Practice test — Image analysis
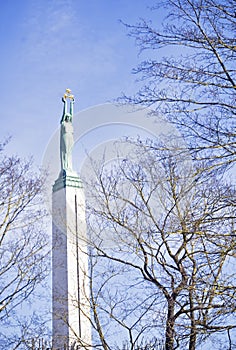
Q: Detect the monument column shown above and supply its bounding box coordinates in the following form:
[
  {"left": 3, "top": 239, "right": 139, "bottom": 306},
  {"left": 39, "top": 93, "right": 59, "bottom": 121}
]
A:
[{"left": 52, "top": 89, "right": 91, "bottom": 349}]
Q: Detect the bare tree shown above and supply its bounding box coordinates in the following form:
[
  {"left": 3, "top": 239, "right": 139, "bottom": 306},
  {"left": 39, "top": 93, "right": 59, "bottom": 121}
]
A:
[
  {"left": 107, "top": 2, "right": 235, "bottom": 346},
  {"left": 0, "top": 141, "right": 50, "bottom": 349},
  {"left": 85, "top": 139, "right": 236, "bottom": 350},
  {"left": 122, "top": 0, "right": 236, "bottom": 169}
]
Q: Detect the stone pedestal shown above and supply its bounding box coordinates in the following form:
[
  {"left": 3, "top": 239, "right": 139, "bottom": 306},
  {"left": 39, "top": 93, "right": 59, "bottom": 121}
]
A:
[{"left": 52, "top": 173, "right": 91, "bottom": 349}]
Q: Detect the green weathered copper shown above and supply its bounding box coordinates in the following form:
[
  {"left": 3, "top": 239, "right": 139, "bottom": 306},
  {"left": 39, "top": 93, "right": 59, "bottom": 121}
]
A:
[
  {"left": 53, "top": 89, "right": 83, "bottom": 193},
  {"left": 60, "top": 89, "right": 75, "bottom": 173},
  {"left": 53, "top": 174, "right": 83, "bottom": 192}
]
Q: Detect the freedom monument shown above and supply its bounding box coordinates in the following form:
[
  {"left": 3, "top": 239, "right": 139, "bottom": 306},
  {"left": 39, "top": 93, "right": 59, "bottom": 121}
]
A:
[{"left": 52, "top": 89, "right": 91, "bottom": 349}]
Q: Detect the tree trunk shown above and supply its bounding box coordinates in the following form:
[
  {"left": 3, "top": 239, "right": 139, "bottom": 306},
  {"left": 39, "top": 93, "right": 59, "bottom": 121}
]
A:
[
  {"left": 189, "top": 289, "right": 196, "bottom": 350},
  {"left": 165, "top": 298, "right": 175, "bottom": 350}
]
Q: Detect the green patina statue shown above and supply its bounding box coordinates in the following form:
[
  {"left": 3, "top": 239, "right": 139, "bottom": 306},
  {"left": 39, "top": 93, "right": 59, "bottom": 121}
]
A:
[{"left": 60, "top": 89, "right": 75, "bottom": 173}]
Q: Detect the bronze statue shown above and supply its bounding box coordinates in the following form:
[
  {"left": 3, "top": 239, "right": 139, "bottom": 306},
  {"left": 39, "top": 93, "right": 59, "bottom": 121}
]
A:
[{"left": 60, "top": 89, "right": 75, "bottom": 173}]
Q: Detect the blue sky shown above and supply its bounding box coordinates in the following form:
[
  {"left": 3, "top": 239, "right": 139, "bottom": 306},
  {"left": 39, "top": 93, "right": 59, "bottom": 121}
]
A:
[{"left": 0, "top": 0, "right": 161, "bottom": 165}]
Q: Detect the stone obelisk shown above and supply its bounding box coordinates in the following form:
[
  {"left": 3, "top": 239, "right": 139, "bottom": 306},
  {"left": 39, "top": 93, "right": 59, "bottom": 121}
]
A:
[{"left": 52, "top": 89, "right": 91, "bottom": 349}]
